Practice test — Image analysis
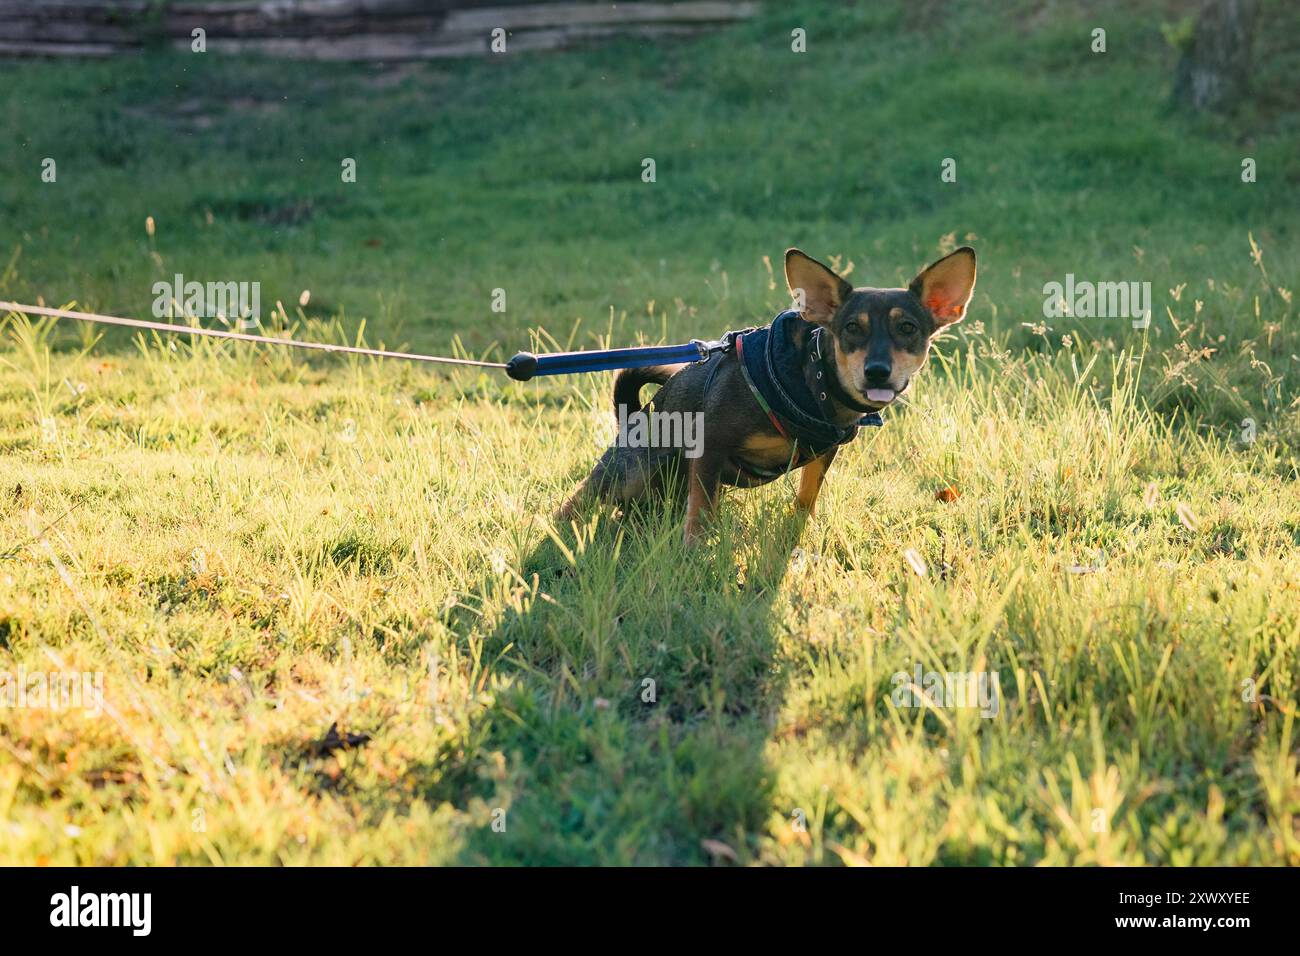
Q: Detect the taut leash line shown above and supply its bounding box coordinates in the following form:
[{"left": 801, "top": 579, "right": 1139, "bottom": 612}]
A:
[{"left": 0, "top": 301, "right": 507, "bottom": 370}]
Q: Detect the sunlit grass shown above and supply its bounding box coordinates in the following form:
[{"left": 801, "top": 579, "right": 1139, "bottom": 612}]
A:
[{"left": 1, "top": 265, "right": 1295, "bottom": 863}]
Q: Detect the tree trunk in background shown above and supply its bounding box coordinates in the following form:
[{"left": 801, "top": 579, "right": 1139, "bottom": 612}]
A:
[{"left": 1172, "top": 0, "right": 1259, "bottom": 111}]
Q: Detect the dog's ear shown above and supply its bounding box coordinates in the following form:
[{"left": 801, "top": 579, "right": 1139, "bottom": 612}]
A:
[
  {"left": 909, "top": 247, "right": 976, "bottom": 327},
  {"left": 785, "top": 249, "right": 852, "bottom": 326}
]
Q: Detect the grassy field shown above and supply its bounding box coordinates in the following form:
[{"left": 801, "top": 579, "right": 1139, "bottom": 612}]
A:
[{"left": 0, "top": 0, "right": 1297, "bottom": 865}]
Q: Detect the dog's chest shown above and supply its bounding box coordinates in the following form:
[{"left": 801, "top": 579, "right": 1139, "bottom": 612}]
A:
[
  {"left": 724, "top": 431, "right": 804, "bottom": 486},
  {"left": 740, "top": 431, "right": 795, "bottom": 462}
]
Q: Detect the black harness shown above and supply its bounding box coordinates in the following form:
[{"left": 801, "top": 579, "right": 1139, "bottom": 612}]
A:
[{"left": 702, "top": 310, "right": 884, "bottom": 482}]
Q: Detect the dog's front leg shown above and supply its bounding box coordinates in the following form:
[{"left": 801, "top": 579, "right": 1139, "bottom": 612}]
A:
[
  {"left": 683, "top": 455, "right": 722, "bottom": 546},
  {"left": 795, "top": 447, "right": 837, "bottom": 516}
]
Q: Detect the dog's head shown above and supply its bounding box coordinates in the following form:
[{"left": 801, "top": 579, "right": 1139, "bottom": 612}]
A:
[{"left": 784, "top": 246, "right": 976, "bottom": 409}]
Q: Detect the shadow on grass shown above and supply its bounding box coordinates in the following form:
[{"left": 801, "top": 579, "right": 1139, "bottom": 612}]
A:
[{"left": 449, "top": 474, "right": 809, "bottom": 865}]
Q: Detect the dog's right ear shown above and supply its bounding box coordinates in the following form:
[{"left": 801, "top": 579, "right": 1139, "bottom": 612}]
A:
[{"left": 785, "top": 249, "right": 852, "bottom": 326}]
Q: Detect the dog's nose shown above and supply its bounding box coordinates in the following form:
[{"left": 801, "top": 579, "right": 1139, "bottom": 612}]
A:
[{"left": 864, "top": 362, "right": 891, "bottom": 386}]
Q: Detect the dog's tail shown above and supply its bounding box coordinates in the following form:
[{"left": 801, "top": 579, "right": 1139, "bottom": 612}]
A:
[{"left": 613, "top": 364, "right": 683, "bottom": 417}]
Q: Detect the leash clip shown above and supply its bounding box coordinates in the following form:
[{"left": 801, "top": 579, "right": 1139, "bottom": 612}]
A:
[{"left": 691, "top": 330, "right": 745, "bottom": 362}]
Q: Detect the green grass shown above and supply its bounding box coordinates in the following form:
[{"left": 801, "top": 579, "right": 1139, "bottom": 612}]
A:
[{"left": 0, "top": 0, "right": 1297, "bottom": 865}]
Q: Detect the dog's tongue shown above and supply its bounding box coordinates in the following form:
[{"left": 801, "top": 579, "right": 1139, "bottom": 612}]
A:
[{"left": 866, "top": 388, "right": 895, "bottom": 404}]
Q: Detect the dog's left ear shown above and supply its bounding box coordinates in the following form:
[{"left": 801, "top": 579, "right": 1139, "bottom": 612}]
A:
[
  {"left": 785, "top": 249, "right": 853, "bottom": 326},
  {"left": 909, "top": 247, "right": 977, "bottom": 327}
]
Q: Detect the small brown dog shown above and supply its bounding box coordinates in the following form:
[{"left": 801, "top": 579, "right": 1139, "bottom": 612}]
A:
[{"left": 558, "top": 246, "right": 976, "bottom": 543}]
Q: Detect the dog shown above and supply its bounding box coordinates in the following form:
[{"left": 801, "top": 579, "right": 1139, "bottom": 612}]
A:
[{"left": 557, "top": 246, "right": 977, "bottom": 544}]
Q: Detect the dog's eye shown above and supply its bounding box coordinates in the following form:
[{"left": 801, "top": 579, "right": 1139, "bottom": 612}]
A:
[
  {"left": 843, "top": 320, "right": 861, "bottom": 334},
  {"left": 898, "top": 321, "right": 919, "bottom": 336}
]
